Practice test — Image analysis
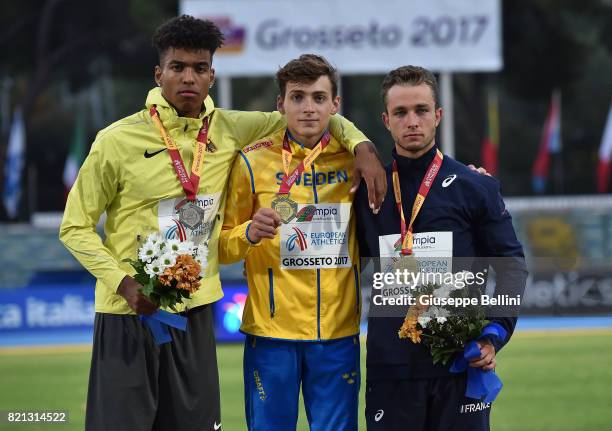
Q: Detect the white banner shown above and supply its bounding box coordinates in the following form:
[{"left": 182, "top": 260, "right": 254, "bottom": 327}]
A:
[{"left": 181, "top": 0, "right": 502, "bottom": 76}]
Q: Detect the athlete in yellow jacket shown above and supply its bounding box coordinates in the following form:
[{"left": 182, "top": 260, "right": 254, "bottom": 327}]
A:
[
  {"left": 220, "top": 54, "right": 361, "bottom": 431},
  {"left": 220, "top": 130, "right": 360, "bottom": 341},
  {"left": 58, "top": 17, "right": 383, "bottom": 431}
]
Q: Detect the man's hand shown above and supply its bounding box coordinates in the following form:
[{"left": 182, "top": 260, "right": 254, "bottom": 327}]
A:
[
  {"left": 469, "top": 339, "right": 497, "bottom": 371},
  {"left": 117, "top": 276, "right": 158, "bottom": 315},
  {"left": 248, "top": 208, "right": 282, "bottom": 243},
  {"left": 350, "top": 141, "right": 386, "bottom": 214},
  {"left": 468, "top": 164, "right": 492, "bottom": 177}
]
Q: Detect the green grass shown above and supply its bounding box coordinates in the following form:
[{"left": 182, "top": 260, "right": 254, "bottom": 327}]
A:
[{"left": 0, "top": 330, "right": 611, "bottom": 430}]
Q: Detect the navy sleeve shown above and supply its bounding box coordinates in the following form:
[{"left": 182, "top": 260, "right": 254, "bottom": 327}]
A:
[
  {"left": 355, "top": 182, "right": 373, "bottom": 261},
  {"left": 474, "top": 179, "right": 528, "bottom": 352}
]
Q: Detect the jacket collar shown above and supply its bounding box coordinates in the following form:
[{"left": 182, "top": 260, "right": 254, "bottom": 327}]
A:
[
  {"left": 144, "top": 87, "right": 215, "bottom": 131},
  {"left": 392, "top": 143, "right": 439, "bottom": 176},
  {"left": 286, "top": 128, "right": 330, "bottom": 154}
]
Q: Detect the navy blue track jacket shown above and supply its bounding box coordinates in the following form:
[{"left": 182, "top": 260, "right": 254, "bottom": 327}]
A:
[{"left": 355, "top": 145, "right": 528, "bottom": 380}]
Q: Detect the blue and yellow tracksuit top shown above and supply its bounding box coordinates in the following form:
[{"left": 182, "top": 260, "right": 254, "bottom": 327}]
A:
[{"left": 220, "top": 128, "right": 361, "bottom": 341}]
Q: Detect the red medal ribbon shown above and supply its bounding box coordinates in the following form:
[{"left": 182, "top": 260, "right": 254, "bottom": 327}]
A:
[
  {"left": 392, "top": 149, "right": 444, "bottom": 255},
  {"left": 149, "top": 106, "right": 209, "bottom": 202},
  {"left": 278, "top": 130, "right": 331, "bottom": 195}
]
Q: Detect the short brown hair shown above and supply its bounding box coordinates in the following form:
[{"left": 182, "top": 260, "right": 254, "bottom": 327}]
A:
[
  {"left": 276, "top": 54, "right": 339, "bottom": 98},
  {"left": 381, "top": 66, "right": 439, "bottom": 110}
]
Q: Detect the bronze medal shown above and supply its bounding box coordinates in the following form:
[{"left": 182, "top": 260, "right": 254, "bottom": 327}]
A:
[
  {"left": 272, "top": 194, "right": 298, "bottom": 224},
  {"left": 392, "top": 254, "right": 419, "bottom": 274}
]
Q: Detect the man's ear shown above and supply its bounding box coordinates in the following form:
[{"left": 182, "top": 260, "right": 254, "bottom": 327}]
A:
[
  {"left": 209, "top": 68, "right": 216, "bottom": 88},
  {"left": 435, "top": 107, "right": 443, "bottom": 128},
  {"left": 277, "top": 95, "right": 285, "bottom": 114},
  {"left": 382, "top": 111, "right": 391, "bottom": 131},
  {"left": 154, "top": 65, "right": 162, "bottom": 87},
  {"left": 331, "top": 95, "right": 340, "bottom": 115}
]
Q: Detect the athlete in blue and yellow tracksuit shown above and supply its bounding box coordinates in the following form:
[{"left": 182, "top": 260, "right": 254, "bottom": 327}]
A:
[{"left": 220, "top": 128, "right": 361, "bottom": 431}]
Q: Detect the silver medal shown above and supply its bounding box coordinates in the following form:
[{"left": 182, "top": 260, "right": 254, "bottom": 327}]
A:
[{"left": 179, "top": 201, "right": 205, "bottom": 230}]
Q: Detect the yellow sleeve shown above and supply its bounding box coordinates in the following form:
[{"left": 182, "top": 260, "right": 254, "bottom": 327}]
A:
[
  {"left": 59, "top": 134, "right": 127, "bottom": 293},
  {"left": 232, "top": 111, "right": 286, "bottom": 150},
  {"left": 328, "top": 114, "right": 370, "bottom": 154},
  {"left": 230, "top": 111, "right": 368, "bottom": 153},
  {"left": 219, "top": 152, "right": 261, "bottom": 264}
]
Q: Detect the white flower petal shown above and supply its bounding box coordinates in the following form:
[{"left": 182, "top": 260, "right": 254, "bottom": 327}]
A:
[
  {"left": 418, "top": 316, "right": 431, "bottom": 327},
  {"left": 158, "top": 252, "right": 176, "bottom": 269}
]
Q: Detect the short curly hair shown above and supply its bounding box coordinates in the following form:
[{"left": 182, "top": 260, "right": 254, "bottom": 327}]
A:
[{"left": 152, "top": 15, "right": 225, "bottom": 61}]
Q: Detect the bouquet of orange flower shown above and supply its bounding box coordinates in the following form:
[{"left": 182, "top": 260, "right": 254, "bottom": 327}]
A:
[
  {"left": 398, "top": 273, "right": 489, "bottom": 366},
  {"left": 123, "top": 233, "right": 208, "bottom": 311}
]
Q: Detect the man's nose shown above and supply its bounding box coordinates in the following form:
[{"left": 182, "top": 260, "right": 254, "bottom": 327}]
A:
[
  {"left": 406, "top": 111, "right": 419, "bottom": 128},
  {"left": 182, "top": 67, "right": 195, "bottom": 84},
  {"left": 303, "top": 98, "right": 315, "bottom": 113}
]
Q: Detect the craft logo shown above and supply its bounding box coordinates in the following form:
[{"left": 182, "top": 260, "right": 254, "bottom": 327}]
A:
[
  {"left": 222, "top": 292, "right": 247, "bottom": 333},
  {"left": 295, "top": 205, "right": 317, "bottom": 222},
  {"left": 208, "top": 17, "right": 246, "bottom": 53},
  {"left": 243, "top": 140, "right": 273, "bottom": 153},
  {"left": 286, "top": 227, "right": 308, "bottom": 252}
]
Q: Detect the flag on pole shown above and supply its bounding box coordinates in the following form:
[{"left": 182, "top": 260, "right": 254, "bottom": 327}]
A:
[
  {"left": 596, "top": 101, "right": 612, "bottom": 193},
  {"left": 532, "top": 90, "right": 562, "bottom": 194},
  {"left": 481, "top": 89, "right": 500, "bottom": 175},
  {"left": 62, "top": 111, "right": 86, "bottom": 194},
  {"left": 2, "top": 108, "right": 25, "bottom": 219}
]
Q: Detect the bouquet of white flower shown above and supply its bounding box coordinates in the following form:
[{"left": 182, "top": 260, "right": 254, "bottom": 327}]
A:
[
  {"left": 123, "top": 233, "right": 209, "bottom": 311},
  {"left": 398, "top": 272, "right": 489, "bottom": 366}
]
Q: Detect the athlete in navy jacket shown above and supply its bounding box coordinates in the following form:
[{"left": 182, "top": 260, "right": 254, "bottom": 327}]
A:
[{"left": 355, "top": 66, "right": 527, "bottom": 431}]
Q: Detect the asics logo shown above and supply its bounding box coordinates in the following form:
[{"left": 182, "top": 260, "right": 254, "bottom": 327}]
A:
[
  {"left": 442, "top": 174, "right": 457, "bottom": 188},
  {"left": 375, "top": 409, "right": 384, "bottom": 422},
  {"left": 144, "top": 148, "right": 167, "bottom": 158}
]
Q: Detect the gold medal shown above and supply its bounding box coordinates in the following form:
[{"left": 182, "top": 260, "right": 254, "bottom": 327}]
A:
[{"left": 271, "top": 194, "right": 298, "bottom": 224}]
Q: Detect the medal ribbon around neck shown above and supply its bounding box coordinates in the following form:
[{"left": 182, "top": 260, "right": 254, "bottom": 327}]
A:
[
  {"left": 149, "top": 105, "right": 209, "bottom": 202},
  {"left": 392, "top": 148, "right": 443, "bottom": 255},
  {"left": 278, "top": 129, "right": 331, "bottom": 196}
]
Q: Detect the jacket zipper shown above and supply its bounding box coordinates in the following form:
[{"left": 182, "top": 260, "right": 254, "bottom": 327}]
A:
[
  {"left": 353, "top": 264, "right": 360, "bottom": 315},
  {"left": 312, "top": 164, "right": 321, "bottom": 340},
  {"left": 268, "top": 268, "right": 275, "bottom": 317}
]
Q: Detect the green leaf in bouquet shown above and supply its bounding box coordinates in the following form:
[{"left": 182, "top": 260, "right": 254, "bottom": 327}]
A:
[
  {"left": 158, "top": 295, "right": 171, "bottom": 309},
  {"left": 148, "top": 292, "right": 161, "bottom": 307},
  {"left": 134, "top": 272, "right": 149, "bottom": 287},
  {"left": 140, "top": 280, "right": 155, "bottom": 297},
  {"left": 431, "top": 349, "right": 446, "bottom": 365},
  {"left": 439, "top": 354, "right": 453, "bottom": 366}
]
